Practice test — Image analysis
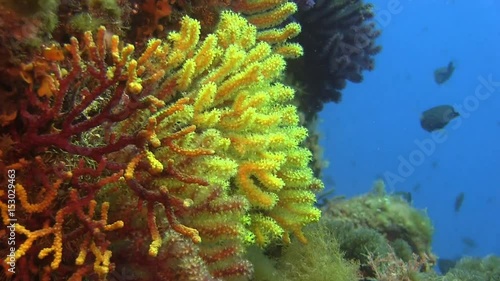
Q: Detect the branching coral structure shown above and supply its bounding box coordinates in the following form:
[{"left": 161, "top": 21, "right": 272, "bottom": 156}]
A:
[
  {"left": 290, "top": 0, "right": 382, "bottom": 120},
  {"left": 0, "top": 11, "right": 322, "bottom": 280}
]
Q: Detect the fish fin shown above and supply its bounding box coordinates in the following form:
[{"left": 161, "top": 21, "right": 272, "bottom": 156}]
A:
[{"left": 447, "top": 61, "right": 455, "bottom": 72}]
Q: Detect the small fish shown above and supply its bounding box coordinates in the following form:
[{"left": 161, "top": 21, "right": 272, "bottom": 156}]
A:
[
  {"left": 393, "top": 191, "right": 412, "bottom": 204},
  {"left": 462, "top": 237, "right": 477, "bottom": 248},
  {"left": 454, "top": 192, "right": 465, "bottom": 213},
  {"left": 315, "top": 185, "right": 336, "bottom": 207},
  {"left": 434, "top": 61, "right": 455, "bottom": 84},
  {"left": 420, "top": 105, "right": 460, "bottom": 132}
]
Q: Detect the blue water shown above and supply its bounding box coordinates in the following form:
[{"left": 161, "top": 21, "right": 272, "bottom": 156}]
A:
[{"left": 318, "top": 0, "right": 500, "bottom": 261}]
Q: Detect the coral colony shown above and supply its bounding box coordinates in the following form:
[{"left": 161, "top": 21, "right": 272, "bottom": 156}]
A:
[
  {"left": 291, "top": 0, "right": 382, "bottom": 120},
  {"left": 0, "top": 0, "right": 444, "bottom": 280},
  {"left": 0, "top": 3, "right": 321, "bottom": 279}
]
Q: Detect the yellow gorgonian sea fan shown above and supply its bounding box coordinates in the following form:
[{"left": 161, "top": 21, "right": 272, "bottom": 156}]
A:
[
  {"left": 140, "top": 11, "right": 323, "bottom": 246},
  {"left": 2, "top": 10, "right": 322, "bottom": 280},
  {"left": 122, "top": 11, "right": 322, "bottom": 248},
  {"left": 234, "top": 0, "right": 304, "bottom": 59}
]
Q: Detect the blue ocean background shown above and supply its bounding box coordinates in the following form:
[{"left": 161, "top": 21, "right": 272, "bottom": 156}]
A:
[{"left": 318, "top": 0, "right": 500, "bottom": 262}]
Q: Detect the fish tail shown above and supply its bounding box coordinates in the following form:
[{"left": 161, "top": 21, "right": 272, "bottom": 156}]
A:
[{"left": 448, "top": 61, "right": 455, "bottom": 72}]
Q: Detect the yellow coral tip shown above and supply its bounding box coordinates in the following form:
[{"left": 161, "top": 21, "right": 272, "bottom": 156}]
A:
[
  {"left": 148, "top": 240, "right": 162, "bottom": 257},
  {"left": 43, "top": 45, "right": 65, "bottom": 61},
  {"left": 192, "top": 235, "right": 202, "bottom": 243},
  {"left": 128, "top": 82, "right": 143, "bottom": 94},
  {"left": 183, "top": 198, "right": 194, "bottom": 208}
]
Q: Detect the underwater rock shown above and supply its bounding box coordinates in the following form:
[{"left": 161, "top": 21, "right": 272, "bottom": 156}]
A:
[
  {"left": 438, "top": 258, "right": 458, "bottom": 274},
  {"left": 443, "top": 255, "right": 500, "bottom": 279},
  {"left": 420, "top": 105, "right": 459, "bottom": 132},
  {"left": 320, "top": 179, "right": 436, "bottom": 264}
]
